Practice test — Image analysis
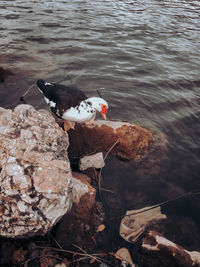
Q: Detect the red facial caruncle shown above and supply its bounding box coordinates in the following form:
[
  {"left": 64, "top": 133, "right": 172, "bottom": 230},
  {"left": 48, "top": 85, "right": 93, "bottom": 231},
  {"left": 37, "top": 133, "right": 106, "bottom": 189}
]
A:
[{"left": 101, "top": 104, "right": 107, "bottom": 120}]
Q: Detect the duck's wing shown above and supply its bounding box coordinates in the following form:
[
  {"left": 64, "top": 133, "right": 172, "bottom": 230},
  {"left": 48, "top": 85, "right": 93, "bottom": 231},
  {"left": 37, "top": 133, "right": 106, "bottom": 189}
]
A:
[{"left": 37, "top": 80, "right": 87, "bottom": 117}]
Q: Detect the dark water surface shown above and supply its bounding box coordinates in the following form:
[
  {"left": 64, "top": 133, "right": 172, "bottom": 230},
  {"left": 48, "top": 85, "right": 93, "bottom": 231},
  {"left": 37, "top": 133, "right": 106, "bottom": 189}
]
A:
[{"left": 1, "top": 0, "right": 200, "bottom": 253}]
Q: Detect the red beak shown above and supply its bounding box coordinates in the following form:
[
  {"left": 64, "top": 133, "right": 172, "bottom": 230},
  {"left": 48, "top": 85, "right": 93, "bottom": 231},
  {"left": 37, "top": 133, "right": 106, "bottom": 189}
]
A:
[
  {"left": 101, "top": 112, "right": 106, "bottom": 120},
  {"left": 101, "top": 104, "right": 107, "bottom": 120}
]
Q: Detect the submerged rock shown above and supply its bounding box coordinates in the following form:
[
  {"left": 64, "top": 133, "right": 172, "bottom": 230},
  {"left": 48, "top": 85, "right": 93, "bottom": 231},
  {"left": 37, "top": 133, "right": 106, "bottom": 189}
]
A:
[
  {"left": 142, "top": 230, "right": 200, "bottom": 267},
  {"left": 0, "top": 105, "right": 73, "bottom": 238},
  {"left": 120, "top": 206, "right": 167, "bottom": 243},
  {"left": 68, "top": 120, "right": 153, "bottom": 161}
]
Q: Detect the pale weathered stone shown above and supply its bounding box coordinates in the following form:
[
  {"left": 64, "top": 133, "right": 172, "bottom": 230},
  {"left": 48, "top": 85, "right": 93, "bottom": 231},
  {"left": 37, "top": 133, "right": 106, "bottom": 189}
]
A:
[
  {"left": 142, "top": 231, "right": 200, "bottom": 267},
  {"left": 79, "top": 152, "right": 105, "bottom": 171},
  {"left": 0, "top": 105, "right": 73, "bottom": 238},
  {"left": 120, "top": 206, "right": 167, "bottom": 243},
  {"left": 54, "top": 264, "right": 67, "bottom": 267}
]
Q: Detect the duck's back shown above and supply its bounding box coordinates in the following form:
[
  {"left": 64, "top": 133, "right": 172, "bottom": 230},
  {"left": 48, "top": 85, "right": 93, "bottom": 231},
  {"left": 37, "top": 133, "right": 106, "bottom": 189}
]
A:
[{"left": 37, "top": 80, "right": 87, "bottom": 117}]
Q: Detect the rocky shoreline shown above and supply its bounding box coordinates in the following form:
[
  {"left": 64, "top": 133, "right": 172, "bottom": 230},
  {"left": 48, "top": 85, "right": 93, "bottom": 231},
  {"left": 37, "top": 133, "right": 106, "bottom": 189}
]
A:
[{"left": 0, "top": 104, "right": 200, "bottom": 266}]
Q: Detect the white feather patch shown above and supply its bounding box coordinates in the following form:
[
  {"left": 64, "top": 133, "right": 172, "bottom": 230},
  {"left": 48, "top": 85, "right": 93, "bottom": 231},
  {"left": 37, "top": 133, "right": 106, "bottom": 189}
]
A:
[
  {"left": 44, "top": 97, "right": 56, "bottom": 108},
  {"left": 62, "top": 101, "right": 96, "bottom": 123},
  {"left": 45, "top": 82, "right": 53, "bottom": 86}
]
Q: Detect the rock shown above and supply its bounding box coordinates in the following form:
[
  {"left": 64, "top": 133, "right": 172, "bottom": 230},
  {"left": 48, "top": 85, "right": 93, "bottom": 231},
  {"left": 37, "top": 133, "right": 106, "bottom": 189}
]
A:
[
  {"left": 55, "top": 264, "right": 67, "bottom": 267},
  {"left": 79, "top": 152, "right": 105, "bottom": 171},
  {"left": 120, "top": 206, "right": 167, "bottom": 243},
  {"left": 0, "top": 105, "right": 73, "bottom": 238},
  {"left": 115, "top": 247, "right": 135, "bottom": 267},
  {"left": 67, "top": 120, "right": 153, "bottom": 161},
  {"left": 71, "top": 172, "right": 96, "bottom": 211},
  {"left": 55, "top": 172, "right": 101, "bottom": 249},
  {"left": 141, "top": 230, "right": 200, "bottom": 267},
  {"left": 54, "top": 264, "right": 67, "bottom": 267}
]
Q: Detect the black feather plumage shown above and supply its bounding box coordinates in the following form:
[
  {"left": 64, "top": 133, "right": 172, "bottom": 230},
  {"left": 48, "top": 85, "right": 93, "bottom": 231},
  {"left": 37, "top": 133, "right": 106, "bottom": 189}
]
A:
[{"left": 37, "top": 79, "right": 87, "bottom": 117}]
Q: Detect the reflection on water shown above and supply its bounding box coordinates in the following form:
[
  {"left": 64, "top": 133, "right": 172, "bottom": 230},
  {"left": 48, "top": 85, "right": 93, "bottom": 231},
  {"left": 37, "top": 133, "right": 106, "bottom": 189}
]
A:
[{"left": 0, "top": 0, "right": 200, "bottom": 249}]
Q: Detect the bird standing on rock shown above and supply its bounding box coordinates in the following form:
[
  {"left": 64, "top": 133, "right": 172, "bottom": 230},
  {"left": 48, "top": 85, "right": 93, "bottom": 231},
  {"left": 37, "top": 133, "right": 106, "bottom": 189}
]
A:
[{"left": 36, "top": 80, "right": 108, "bottom": 130}]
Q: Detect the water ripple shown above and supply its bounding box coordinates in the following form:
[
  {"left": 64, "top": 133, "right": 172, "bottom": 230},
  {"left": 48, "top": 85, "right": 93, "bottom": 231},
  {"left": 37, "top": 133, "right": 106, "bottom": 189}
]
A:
[{"left": 0, "top": 0, "right": 200, "bottom": 192}]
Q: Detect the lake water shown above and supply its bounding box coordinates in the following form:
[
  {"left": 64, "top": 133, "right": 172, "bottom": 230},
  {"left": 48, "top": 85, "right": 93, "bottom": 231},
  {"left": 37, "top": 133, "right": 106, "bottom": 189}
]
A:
[{"left": 0, "top": 0, "right": 200, "bottom": 254}]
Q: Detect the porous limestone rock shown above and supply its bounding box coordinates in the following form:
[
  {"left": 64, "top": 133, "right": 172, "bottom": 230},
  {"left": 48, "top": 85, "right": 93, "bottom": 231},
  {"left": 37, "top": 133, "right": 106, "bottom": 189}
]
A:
[
  {"left": 142, "top": 230, "right": 200, "bottom": 267},
  {"left": 79, "top": 152, "right": 105, "bottom": 171},
  {"left": 67, "top": 120, "right": 153, "bottom": 161},
  {"left": 0, "top": 105, "right": 73, "bottom": 238},
  {"left": 120, "top": 206, "right": 167, "bottom": 243}
]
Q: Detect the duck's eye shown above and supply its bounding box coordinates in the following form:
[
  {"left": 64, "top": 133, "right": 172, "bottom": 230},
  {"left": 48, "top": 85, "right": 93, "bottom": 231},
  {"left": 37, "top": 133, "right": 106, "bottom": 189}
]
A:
[{"left": 102, "top": 105, "right": 107, "bottom": 111}]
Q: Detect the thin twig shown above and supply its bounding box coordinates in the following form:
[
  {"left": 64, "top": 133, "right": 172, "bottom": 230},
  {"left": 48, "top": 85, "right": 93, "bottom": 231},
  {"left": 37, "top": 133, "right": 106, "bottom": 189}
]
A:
[
  {"left": 35, "top": 246, "right": 115, "bottom": 266},
  {"left": 92, "top": 168, "right": 114, "bottom": 193},
  {"left": 20, "top": 84, "right": 35, "bottom": 101},
  {"left": 69, "top": 256, "right": 90, "bottom": 264},
  {"left": 110, "top": 190, "right": 200, "bottom": 220},
  {"left": 73, "top": 244, "right": 115, "bottom": 266},
  {"left": 92, "top": 185, "right": 114, "bottom": 194},
  {"left": 97, "top": 90, "right": 103, "bottom": 98},
  {"left": 35, "top": 245, "right": 105, "bottom": 258},
  {"left": 96, "top": 88, "right": 105, "bottom": 98},
  {"left": 104, "top": 140, "right": 120, "bottom": 162},
  {"left": 35, "top": 246, "right": 88, "bottom": 257},
  {"left": 73, "top": 244, "right": 102, "bottom": 264},
  {"left": 69, "top": 255, "right": 114, "bottom": 266},
  {"left": 75, "top": 246, "right": 115, "bottom": 267},
  {"left": 72, "top": 244, "right": 114, "bottom": 266},
  {"left": 49, "top": 233, "right": 63, "bottom": 250},
  {"left": 98, "top": 140, "right": 119, "bottom": 196}
]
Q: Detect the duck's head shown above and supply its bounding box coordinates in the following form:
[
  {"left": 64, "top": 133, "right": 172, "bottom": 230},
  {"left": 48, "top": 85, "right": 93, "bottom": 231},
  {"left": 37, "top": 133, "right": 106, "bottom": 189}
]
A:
[{"left": 87, "top": 97, "right": 108, "bottom": 120}]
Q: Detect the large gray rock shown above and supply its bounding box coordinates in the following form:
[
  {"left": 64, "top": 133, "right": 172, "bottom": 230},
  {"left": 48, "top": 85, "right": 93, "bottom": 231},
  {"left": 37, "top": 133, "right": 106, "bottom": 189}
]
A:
[{"left": 0, "top": 105, "right": 73, "bottom": 238}]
